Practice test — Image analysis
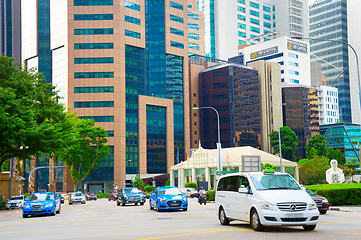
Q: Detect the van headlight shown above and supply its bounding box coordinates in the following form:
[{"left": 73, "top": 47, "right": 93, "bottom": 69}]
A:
[
  {"left": 260, "top": 201, "right": 277, "bottom": 211},
  {"left": 309, "top": 201, "right": 317, "bottom": 210}
]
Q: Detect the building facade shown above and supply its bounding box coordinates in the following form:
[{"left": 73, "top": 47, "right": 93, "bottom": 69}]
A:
[
  {"left": 0, "top": 0, "right": 21, "bottom": 62},
  {"left": 317, "top": 85, "right": 339, "bottom": 125},
  {"left": 239, "top": 36, "right": 311, "bottom": 86},
  {"left": 198, "top": 0, "right": 308, "bottom": 60},
  {"left": 282, "top": 84, "right": 320, "bottom": 160},
  {"left": 309, "top": 0, "right": 351, "bottom": 123},
  {"left": 21, "top": 0, "right": 203, "bottom": 192}
]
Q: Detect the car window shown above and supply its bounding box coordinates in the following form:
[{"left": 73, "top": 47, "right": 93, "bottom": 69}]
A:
[
  {"left": 75, "top": 193, "right": 83, "bottom": 196},
  {"left": 217, "top": 177, "right": 227, "bottom": 191},
  {"left": 217, "top": 176, "right": 239, "bottom": 192},
  {"left": 250, "top": 174, "right": 301, "bottom": 190},
  {"left": 305, "top": 188, "right": 315, "bottom": 195},
  {"left": 29, "top": 193, "right": 53, "bottom": 201}
]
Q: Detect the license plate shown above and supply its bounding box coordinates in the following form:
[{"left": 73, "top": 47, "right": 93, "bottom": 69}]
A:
[
  {"left": 285, "top": 213, "right": 303, "bottom": 218},
  {"left": 32, "top": 209, "right": 42, "bottom": 212}
]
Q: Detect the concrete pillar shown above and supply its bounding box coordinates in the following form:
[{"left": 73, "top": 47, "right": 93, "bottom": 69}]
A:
[
  {"left": 170, "top": 170, "right": 174, "bottom": 186},
  {"left": 192, "top": 168, "right": 196, "bottom": 183},
  {"left": 205, "top": 167, "right": 210, "bottom": 189},
  {"left": 179, "top": 168, "right": 184, "bottom": 187}
]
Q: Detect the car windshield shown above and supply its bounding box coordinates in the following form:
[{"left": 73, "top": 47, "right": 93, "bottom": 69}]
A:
[
  {"left": 74, "top": 193, "right": 83, "bottom": 196},
  {"left": 158, "top": 188, "right": 182, "bottom": 196},
  {"left": 123, "top": 188, "right": 141, "bottom": 194},
  {"left": 10, "top": 196, "right": 23, "bottom": 200},
  {"left": 250, "top": 174, "right": 301, "bottom": 190},
  {"left": 29, "top": 193, "right": 54, "bottom": 201}
]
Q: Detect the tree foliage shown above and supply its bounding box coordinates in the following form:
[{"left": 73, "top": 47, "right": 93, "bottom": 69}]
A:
[
  {"left": 0, "top": 54, "right": 71, "bottom": 167},
  {"left": 342, "top": 159, "right": 361, "bottom": 176},
  {"left": 135, "top": 174, "right": 144, "bottom": 189},
  {"left": 305, "top": 135, "right": 327, "bottom": 158},
  {"left": 144, "top": 185, "right": 153, "bottom": 193},
  {"left": 56, "top": 118, "right": 110, "bottom": 191},
  {"left": 298, "top": 156, "right": 331, "bottom": 184},
  {"left": 269, "top": 126, "right": 298, "bottom": 161},
  {"left": 307, "top": 147, "right": 319, "bottom": 160},
  {"left": 326, "top": 147, "right": 346, "bottom": 165},
  {"left": 261, "top": 163, "right": 276, "bottom": 171}
]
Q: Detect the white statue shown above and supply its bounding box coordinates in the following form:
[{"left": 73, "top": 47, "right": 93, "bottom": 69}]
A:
[{"left": 326, "top": 159, "right": 345, "bottom": 184}]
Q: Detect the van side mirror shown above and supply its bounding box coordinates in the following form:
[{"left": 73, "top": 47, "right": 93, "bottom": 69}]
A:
[{"left": 238, "top": 187, "right": 248, "bottom": 193}]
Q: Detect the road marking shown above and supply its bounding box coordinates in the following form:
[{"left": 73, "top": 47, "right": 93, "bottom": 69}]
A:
[
  {"left": 333, "top": 232, "right": 361, "bottom": 235},
  {"left": 321, "top": 222, "right": 347, "bottom": 224},
  {"left": 136, "top": 229, "right": 253, "bottom": 240}
]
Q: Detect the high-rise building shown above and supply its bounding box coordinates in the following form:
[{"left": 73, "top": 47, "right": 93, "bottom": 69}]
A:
[
  {"left": 22, "top": 0, "right": 203, "bottom": 192},
  {"left": 317, "top": 85, "right": 339, "bottom": 125},
  {"left": 282, "top": 84, "right": 319, "bottom": 160},
  {"left": 309, "top": 0, "right": 351, "bottom": 123},
  {"left": 0, "top": 0, "right": 21, "bottom": 62},
  {"left": 198, "top": 0, "right": 308, "bottom": 60}
]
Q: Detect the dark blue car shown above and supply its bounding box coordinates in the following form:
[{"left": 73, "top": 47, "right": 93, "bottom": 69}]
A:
[
  {"left": 149, "top": 186, "right": 188, "bottom": 212},
  {"left": 22, "top": 190, "right": 61, "bottom": 218}
]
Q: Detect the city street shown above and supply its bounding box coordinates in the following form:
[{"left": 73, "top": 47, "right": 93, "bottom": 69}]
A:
[{"left": 1, "top": 198, "right": 361, "bottom": 240}]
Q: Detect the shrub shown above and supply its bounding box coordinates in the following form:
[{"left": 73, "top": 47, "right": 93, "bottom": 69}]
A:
[
  {"left": 165, "top": 178, "right": 170, "bottom": 186},
  {"left": 144, "top": 185, "right": 153, "bottom": 193},
  {"left": 306, "top": 183, "right": 361, "bottom": 206},
  {"left": 95, "top": 193, "right": 110, "bottom": 199},
  {"left": 185, "top": 182, "right": 197, "bottom": 190},
  {"left": 0, "top": 200, "right": 6, "bottom": 209},
  {"left": 207, "top": 190, "right": 215, "bottom": 201}
]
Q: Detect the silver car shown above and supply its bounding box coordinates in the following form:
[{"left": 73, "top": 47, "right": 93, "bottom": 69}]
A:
[
  {"left": 69, "top": 192, "right": 86, "bottom": 205},
  {"left": 6, "top": 195, "right": 25, "bottom": 210}
]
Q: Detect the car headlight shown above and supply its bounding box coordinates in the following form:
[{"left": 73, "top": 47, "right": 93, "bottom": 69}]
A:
[
  {"left": 260, "top": 201, "right": 277, "bottom": 211},
  {"left": 323, "top": 199, "right": 328, "bottom": 203},
  {"left": 182, "top": 197, "right": 187, "bottom": 202},
  {"left": 309, "top": 201, "right": 317, "bottom": 210},
  {"left": 45, "top": 203, "right": 54, "bottom": 208},
  {"left": 158, "top": 197, "right": 167, "bottom": 202},
  {"left": 23, "top": 204, "right": 31, "bottom": 209},
  {"left": 123, "top": 195, "right": 128, "bottom": 199}
]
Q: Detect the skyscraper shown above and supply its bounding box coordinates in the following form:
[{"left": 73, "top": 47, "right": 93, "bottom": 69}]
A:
[
  {"left": 22, "top": 0, "right": 203, "bottom": 192},
  {"left": 309, "top": 0, "right": 351, "bottom": 123}
]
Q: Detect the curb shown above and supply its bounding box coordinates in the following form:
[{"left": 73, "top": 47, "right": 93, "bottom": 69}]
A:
[{"left": 330, "top": 207, "right": 353, "bottom": 212}]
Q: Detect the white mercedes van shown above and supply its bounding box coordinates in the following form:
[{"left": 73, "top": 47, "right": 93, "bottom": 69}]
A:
[{"left": 215, "top": 170, "right": 319, "bottom": 231}]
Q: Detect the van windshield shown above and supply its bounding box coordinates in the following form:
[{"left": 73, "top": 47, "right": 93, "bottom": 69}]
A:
[{"left": 250, "top": 174, "right": 301, "bottom": 190}]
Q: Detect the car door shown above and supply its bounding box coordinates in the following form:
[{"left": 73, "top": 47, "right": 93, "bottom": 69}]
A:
[
  {"left": 150, "top": 189, "right": 157, "bottom": 208},
  {"left": 234, "top": 175, "right": 252, "bottom": 221}
]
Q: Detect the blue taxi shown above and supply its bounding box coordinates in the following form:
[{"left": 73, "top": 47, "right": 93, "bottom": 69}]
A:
[
  {"left": 149, "top": 186, "right": 188, "bottom": 212},
  {"left": 22, "top": 190, "right": 61, "bottom": 218}
]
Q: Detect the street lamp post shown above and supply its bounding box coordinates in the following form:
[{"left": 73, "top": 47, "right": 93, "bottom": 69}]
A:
[
  {"left": 278, "top": 103, "right": 286, "bottom": 172},
  {"left": 192, "top": 107, "right": 222, "bottom": 175},
  {"left": 128, "top": 159, "right": 138, "bottom": 187}
]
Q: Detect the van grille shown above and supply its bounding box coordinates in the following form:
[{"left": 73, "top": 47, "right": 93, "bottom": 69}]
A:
[{"left": 277, "top": 202, "right": 307, "bottom": 212}]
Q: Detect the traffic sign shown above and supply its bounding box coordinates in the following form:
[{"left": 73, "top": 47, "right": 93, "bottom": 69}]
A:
[
  {"left": 216, "top": 171, "right": 220, "bottom": 176},
  {"left": 221, "top": 171, "right": 233, "bottom": 174},
  {"left": 131, "top": 180, "right": 137, "bottom": 182}
]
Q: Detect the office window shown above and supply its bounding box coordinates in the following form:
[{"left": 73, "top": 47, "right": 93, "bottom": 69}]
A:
[
  {"left": 237, "top": 14, "right": 246, "bottom": 21},
  {"left": 263, "top": 14, "right": 271, "bottom": 20},
  {"left": 289, "top": 61, "right": 299, "bottom": 67},
  {"left": 281, "top": 69, "right": 284, "bottom": 74},
  {"left": 289, "top": 78, "right": 299, "bottom": 83},
  {"left": 170, "top": 28, "right": 184, "bottom": 36},
  {"left": 125, "top": 15, "right": 140, "bottom": 25},
  {"left": 250, "top": 26, "right": 260, "bottom": 33},
  {"left": 237, "top": 6, "right": 246, "bottom": 13},
  {"left": 288, "top": 53, "right": 298, "bottom": 58},
  {"left": 74, "top": 57, "right": 114, "bottom": 64},
  {"left": 74, "top": 0, "right": 113, "bottom": 6},
  {"left": 74, "top": 14, "right": 113, "bottom": 21},
  {"left": 264, "top": 22, "right": 271, "bottom": 28},
  {"left": 74, "top": 86, "right": 114, "bottom": 93},
  {"left": 238, "top": 40, "right": 246, "bottom": 44},
  {"left": 106, "top": 131, "right": 114, "bottom": 137},
  {"left": 74, "top": 72, "right": 114, "bottom": 78},
  {"left": 250, "top": 10, "right": 259, "bottom": 17},
  {"left": 188, "top": 42, "right": 199, "bottom": 50},
  {"left": 74, "top": 43, "right": 113, "bottom": 49},
  {"left": 238, "top": 0, "right": 245, "bottom": 3},
  {"left": 281, "top": 78, "right": 284, "bottom": 82},
  {"left": 125, "top": 29, "right": 141, "bottom": 39},
  {"left": 188, "top": 12, "right": 199, "bottom": 20},
  {"left": 264, "top": 30, "right": 270, "bottom": 34},
  {"left": 188, "top": 32, "right": 199, "bottom": 40},
  {"left": 289, "top": 70, "right": 299, "bottom": 75},
  {"left": 170, "top": 14, "right": 184, "bottom": 23},
  {"left": 188, "top": 4, "right": 192, "bottom": 8},
  {"left": 74, "top": 101, "right": 114, "bottom": 108},
  {"left": 250, "top": 1, "right": 259, "bottom": 9},
  {"left": 250, "top": 18, "right": 259, "bottom": 25},
  {"left": 238, "top": 23, "right": 246, "bottom": 29},
  {"left": 170, "top": 1, "right": 183, "bottom": 10},
  {"left": 124, "top": 1, "right": 140, "bottom": 11},
  {"left": 80, "top": 116, "right": 114, "bottom": 122},
  {"left": 238, "top": 31, "right": 246, "bottom": 37},
  {"left": 188, "top": 22, "right": 199, "bottom": 30},
  {"left": 74, "top": 28, "right": 113, "bottom": 35},
  {"left": 263, "top": 5, "right": 271, "bottom": 12},
  {"left": 170, "top": 41, "right": 184, "bottom": 49}
]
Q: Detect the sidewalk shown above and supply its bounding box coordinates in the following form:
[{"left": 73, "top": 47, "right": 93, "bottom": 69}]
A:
[{"left": 330, "top": 205, "right": 361, "bottom": 212}]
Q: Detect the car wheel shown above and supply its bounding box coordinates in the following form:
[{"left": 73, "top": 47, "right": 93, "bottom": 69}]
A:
[
  {"left": 149, "top": 201, "right": 154, "bottom": 210},
  {"left": 250, "top": 209, "right": 264, "bottom": 231},
  {"left": 303, "top": 225, "right": 316, "bottom": 231},
  {"left": 319, "top": 210, "right": 327, "bottom": 214},
  {"left": 56, "top": 205, "right": 61, "bottom": 214},
  {"left": 117, "top": 201, "right": 120, "bottom": 206},
  {"left": 6, "top": 208, "right": 9, "bottom": 210},
  {"left": 69, "top": 202, "right": 72, "bottom": 205},
  {"left": 156, "top": 202, "right": 161, "bottom": 212},
  {"left": 219, "top": 207, "right": 230, "bottom": 225},
  {"left": 135, "top": 203, "right": 138, "bottom": 205},
  {"left": 51, "top": 207, "right": 56, "bottom": 216},
  {"left": 23, "top": 214, "right": 28, "bottom": 218},
  {"left": 140, "top": 202, "right": 144, "bottom": 206},
  {"left": 183, "top": 208, "right": 188, "bottom": 211},
  {"left": 122, "top": 201, "right": 126, "bottom": 206},
  {"left": 108, "top": 198, "right": 110, "bottom": 201}
]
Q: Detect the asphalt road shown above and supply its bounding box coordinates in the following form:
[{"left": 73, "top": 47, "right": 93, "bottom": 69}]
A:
[{"left": 1, "top": 198, "right": 361, "bottom": 240}]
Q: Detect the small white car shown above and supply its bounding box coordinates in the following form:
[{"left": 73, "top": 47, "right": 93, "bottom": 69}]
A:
[
  {"left": 69, "top": 192, "right": 86, "bottom": 205},
  {"left": 215, "top": 171, "right": 319, "bottom": 231},
  {"left": 6, "top": 195, "right": 25, "bottom": 210}
]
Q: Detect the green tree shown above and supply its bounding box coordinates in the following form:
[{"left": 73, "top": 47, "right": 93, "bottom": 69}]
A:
[
  {"left": 343, "top": 159, "right": 361, "bottom": 176},
  {"left": 326, "top": 147, "right": 346, "bottom": 165},
  {"left": 56, "top": 118, "right": 110, "bottom": 192},
  {"left": 135, "top": 174, "right": 144, "bottom": 189},
  {"left": 165, "top": 178, "right": 170, "bottom": 186},
  {"left": 307, "top": 147, "right": 319, "bottom": 160},
  {"left": 298, "top": 156, "right": 330, "bottom": 184},
  {"left": 0, "top": 54, "right": 72, "bottom": 168},
  {"left": 305, "top": 135, "right": 327, "bottom": 158},
  {"left": 269, "top": 126, "right": 298, "bottom": 161},
  {"left": 144, "top": 185, "right": 153, "bottom": 193}
]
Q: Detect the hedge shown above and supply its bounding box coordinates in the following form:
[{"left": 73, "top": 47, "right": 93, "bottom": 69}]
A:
[
  {"left": 185, "top": 182, "right": 197, "bottom": 190},
  {"left": 306, "top": 183, "right": 361, "bottom": 206},
  {"left": 0, "top": 200, "right": 6, "bottom": 209},
  {"left": 207, "top": 190, "right": 215, "bottom": 201},
  {"left": 95, "top": 193, "right": 110, "bottom": 199}
]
